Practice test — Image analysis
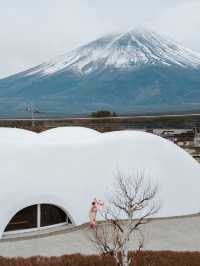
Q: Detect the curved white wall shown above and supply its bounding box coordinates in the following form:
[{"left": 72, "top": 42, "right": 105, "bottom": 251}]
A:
[{"left": 0, "top": 127, "right": 199, "bottom": 238}]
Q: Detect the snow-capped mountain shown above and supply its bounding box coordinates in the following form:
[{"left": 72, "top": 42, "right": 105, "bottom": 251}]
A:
[
  {"left": 25, "top": 27, "right": 200, "bottom": 77},
  {"left": 0, "top": 27, "right": 200, "bottom": 115}
]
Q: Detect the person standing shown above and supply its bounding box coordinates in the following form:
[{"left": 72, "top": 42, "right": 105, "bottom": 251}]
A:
[{"left": 89, "top": 198, "right": 104, "bottom": 229}]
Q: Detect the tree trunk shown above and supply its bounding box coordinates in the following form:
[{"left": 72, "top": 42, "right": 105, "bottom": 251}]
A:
[{"left": 122, "top": 244, "right": 129, "bottom": 266}]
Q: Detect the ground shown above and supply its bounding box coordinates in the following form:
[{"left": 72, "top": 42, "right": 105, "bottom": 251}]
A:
[{"left": 0, "top": 213, "right": 200, "bottom": 257}]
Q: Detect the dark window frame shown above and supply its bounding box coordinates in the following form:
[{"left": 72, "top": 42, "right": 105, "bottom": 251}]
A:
[{"left": 4, "top": 204, "right": 71, "bottom": 233}]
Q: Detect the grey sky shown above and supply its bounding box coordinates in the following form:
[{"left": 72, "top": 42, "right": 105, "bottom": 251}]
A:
[{"left": 0, "top": 0, "right": 200, "bottom": 78}]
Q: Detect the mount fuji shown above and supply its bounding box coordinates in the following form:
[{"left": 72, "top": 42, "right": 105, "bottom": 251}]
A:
[{"left": 1, "top": 27, "right": 200, "bottom": 115}]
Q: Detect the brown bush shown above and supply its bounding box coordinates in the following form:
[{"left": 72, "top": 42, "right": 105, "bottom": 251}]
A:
[
  {"left": 0, "top": 251, "right": 200, "bottom": 266},
  {"left": 0, "top": 254, "right": 115, "bottom": 266},
  {"left": 133, "top": 251, "right": 200, "bottom": 266}
]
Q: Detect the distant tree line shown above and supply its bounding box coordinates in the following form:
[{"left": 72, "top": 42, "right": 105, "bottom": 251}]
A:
[{"left": 90, "top": 110, "right": 117, "bottom": 118}]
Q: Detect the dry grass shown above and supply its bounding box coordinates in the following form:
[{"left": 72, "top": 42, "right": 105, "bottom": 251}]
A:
[{"left": 0, "top": 251, "right": 200, "bottom": 266}]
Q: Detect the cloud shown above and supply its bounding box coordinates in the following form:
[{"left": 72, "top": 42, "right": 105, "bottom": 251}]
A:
[
  {"left": 148, "top": 1, "right": 200, "bottom": 51},
  {"left": 0, "top": 0, "right": 200, "bottom": 78}
]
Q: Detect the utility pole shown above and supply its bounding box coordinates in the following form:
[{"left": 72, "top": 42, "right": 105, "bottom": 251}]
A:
[
  {"left": 30, "top": 104, "right": 35, "bottom": 128},
  {"left": 26, "top": 104, "right": 35, "bottom": 128}
]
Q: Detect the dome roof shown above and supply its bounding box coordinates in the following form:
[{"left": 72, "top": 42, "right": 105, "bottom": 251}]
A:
[
  {"left": 40, "top": 126, "right": 100, "bottom": 143},
  {"left": 0, "top": 127, "right": 36, "bottom": 141},
  {"left": 0, "top": 127, "right": 199, "bottom": 238}
]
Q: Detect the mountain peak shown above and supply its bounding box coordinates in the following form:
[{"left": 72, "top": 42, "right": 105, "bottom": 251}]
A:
[
  {"left": 128, "top": 26, "right": 156, "bottom": 36},
  {"left": 25, "top": 28, "right": 200, "bottom": 77},
  {"left": 1, "top": 28, "right": 200, "bottom": 116}
]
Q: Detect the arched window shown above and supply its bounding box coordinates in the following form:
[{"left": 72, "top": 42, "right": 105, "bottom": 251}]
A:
[
  {"left": 5, "top": 205, "right": 37, "bottom": 232},
  {"left": 4, "top": 204, "right": 72, "bottom": 233},
  {"left": 41, "top": 204, "right": 69, "bottom": 227}
]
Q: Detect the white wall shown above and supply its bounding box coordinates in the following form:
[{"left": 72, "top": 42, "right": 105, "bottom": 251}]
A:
[{"left": 0, "top": 127, "right": 199, "bottom": 238}]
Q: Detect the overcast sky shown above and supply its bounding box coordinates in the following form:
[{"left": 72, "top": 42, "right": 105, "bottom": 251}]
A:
[{"left": 0, "top": 0, "right": 200, "bottom": 78}]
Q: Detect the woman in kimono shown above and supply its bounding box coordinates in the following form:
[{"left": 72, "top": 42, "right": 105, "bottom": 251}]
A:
[{"left": 89, "top": 198, "right": 104, "bottom": 229}]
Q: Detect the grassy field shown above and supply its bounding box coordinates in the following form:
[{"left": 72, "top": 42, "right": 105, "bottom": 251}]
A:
[{"left": 0, "top": 114, "right": 200, "bottom": 133}]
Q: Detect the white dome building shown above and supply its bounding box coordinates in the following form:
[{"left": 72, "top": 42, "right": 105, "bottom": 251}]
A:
[{"left": 0, "top": 126, "right": 199, "bottom": 239}]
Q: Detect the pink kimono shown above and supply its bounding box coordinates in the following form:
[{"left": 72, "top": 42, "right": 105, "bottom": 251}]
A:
[{"left": 89, "top": 198, "right": 104, "bottom": 229}]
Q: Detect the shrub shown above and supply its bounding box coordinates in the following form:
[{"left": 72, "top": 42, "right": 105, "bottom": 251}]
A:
[
  {"left": 1, "top": 251, "right": 200, "bottom": 266},
  {"left": 90, "top": 110, "right": 116, "bottom": 118}
]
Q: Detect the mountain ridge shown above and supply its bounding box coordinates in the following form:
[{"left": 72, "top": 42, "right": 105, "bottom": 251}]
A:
[
  {"left": 0, "top": 27, "right": 200, "bottom": 115},
  {"left": 21, "top": 27, "right": 200, "bottom": 78}
]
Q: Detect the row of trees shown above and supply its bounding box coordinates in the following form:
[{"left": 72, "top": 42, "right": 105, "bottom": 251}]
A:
[{"left": 90, "top": 110, "right": 117, "bottom": 118}]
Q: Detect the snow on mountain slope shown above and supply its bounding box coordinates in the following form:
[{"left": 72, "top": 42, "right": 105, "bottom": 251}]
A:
[{"left": 25, "top": 27, "right": 200, "bottom": 77}]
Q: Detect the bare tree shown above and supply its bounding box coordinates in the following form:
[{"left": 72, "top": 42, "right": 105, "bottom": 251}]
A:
[{"left": 89, "top": 172, "right": 159, "bottom": 266}]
